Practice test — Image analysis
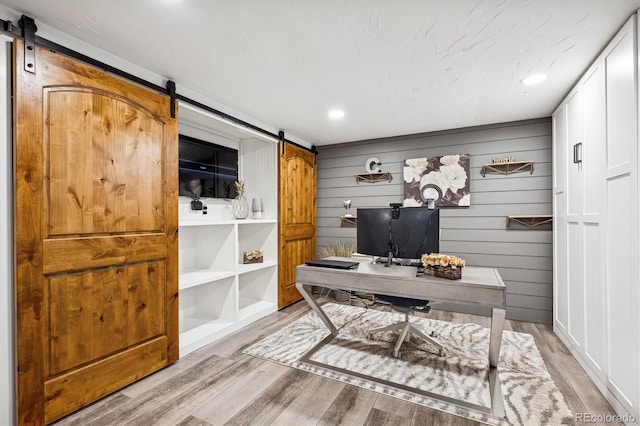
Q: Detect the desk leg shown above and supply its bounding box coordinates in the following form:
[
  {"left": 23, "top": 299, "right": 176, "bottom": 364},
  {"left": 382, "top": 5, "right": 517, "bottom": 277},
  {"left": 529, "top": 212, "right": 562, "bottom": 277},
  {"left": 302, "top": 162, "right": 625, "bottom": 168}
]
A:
[
  {"left": 489, "top": 367, "right": 505, "bottom": 418},
  {"left": 296, "top": 282, "right": 339, "bottom": 337},
  {"left": 489, "top": 308, "right": 506, "bottom": 418},
  {"left": 489, "top": 308, "right": 505, "bottom": 368}
]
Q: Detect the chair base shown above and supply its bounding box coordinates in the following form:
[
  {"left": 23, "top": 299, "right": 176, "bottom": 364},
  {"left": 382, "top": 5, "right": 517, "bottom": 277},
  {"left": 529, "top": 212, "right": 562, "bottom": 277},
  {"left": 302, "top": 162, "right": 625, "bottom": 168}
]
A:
[{"left": 368, "top": 311, "right": 445, "bottom": 359}]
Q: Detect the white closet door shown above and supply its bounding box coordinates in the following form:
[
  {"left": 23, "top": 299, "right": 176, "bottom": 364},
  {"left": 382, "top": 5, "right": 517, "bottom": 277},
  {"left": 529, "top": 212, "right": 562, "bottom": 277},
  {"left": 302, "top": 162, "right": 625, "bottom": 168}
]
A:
[
  {"left": 566, "top": 91, "right": 584, "bottom": 217},
  {"left": 581, "top": 62, "right": 606, "bottom": 379},
  {"left": 552, "top": 106, "right": 568, "bottom": 333},
  {"left": 604, "top": 16, "right": 639, "bottom": 417},
  {"left": 565, "top": 90, "right": 584, "bottom": 348}
]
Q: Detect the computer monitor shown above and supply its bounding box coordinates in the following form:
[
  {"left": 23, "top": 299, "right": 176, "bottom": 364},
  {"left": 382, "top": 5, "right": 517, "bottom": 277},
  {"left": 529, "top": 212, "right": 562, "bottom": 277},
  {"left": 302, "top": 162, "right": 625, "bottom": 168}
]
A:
[{"left": 357, "top": 206, "right": 440, "bottom": 263}]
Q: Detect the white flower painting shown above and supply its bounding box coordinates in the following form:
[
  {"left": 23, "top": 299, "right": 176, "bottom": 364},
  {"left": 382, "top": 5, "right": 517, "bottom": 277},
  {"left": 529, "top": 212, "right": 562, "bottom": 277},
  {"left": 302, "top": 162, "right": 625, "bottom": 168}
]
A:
[{"left": 403, "top": 154, "right": 471, "bottom": 207}]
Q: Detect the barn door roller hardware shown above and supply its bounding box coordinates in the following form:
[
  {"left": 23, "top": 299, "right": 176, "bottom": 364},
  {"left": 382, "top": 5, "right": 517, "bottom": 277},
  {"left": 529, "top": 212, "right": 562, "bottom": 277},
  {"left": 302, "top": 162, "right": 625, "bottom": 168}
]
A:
[
  {"left": 19, "top": 15, "right": 37, "bottom": 73},
  {"left": 166, "top": 80, "right": 177, "bottom": 119},
  {"left": 279, "top": 131, "right": 285, "bottom": 155}
]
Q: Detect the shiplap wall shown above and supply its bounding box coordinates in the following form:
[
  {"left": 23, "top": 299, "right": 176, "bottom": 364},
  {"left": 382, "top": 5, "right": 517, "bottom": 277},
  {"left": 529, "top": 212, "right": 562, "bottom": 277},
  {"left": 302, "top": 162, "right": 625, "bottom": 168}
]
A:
[{"left": 316, "top": 119, "right": 553, "bottom": 324}]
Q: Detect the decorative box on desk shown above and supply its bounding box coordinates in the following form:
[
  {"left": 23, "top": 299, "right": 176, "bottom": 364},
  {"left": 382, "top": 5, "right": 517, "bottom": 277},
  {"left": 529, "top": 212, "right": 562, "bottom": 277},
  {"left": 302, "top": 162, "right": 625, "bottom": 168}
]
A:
[
  {"left": 421, "top": 253, "right": 465, "bottom": 280},
  {"left": 424, "top": 264, "right": 462, "bottom": 280},
  {"left": 243, "top": 249, "right": 263, "bottom": 264}
]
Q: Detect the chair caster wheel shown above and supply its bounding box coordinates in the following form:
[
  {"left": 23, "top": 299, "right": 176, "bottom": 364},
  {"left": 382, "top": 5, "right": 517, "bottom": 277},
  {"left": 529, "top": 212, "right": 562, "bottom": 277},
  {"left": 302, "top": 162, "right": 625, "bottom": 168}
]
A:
[
  {"left": 438, "top": 349, "right": 446, "bottom": 357},
  {"left": 394, "top": 351, "right": 402, "bottom": 359}
]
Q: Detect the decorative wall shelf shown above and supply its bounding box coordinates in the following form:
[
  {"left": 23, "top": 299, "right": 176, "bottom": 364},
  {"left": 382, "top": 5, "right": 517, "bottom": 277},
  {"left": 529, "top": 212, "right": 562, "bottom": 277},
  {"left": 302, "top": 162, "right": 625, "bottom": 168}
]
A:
[
  {"left": 355, "top": 172, "right": 393, "bottom": 184},
  {"left": 506, "top": 215, "right": 553, "bottom": 228},
  {"left": 481, "top": 161, "right": 535, "bottom": 177},
  {"left": 340, "top": 216, "right": 357, "bottom": 226}
]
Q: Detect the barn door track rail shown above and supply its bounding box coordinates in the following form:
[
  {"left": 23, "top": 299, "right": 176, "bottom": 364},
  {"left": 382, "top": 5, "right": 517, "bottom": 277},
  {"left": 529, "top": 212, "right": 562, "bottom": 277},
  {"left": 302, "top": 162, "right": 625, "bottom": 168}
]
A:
[{"left": 1, "top": 14, "right": 314, "bottom": 153}]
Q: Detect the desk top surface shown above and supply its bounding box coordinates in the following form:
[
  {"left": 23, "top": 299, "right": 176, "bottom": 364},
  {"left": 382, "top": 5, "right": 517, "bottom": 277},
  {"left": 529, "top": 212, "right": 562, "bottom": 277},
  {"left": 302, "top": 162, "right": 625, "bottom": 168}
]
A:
[{"left": 296, "top": 257, "right": 506, "bottom": 308}]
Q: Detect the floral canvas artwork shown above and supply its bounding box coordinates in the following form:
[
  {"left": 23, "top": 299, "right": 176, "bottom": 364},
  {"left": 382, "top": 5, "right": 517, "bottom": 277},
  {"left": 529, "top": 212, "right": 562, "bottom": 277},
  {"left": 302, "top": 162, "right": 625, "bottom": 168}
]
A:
[{"left": 403, "top": 154, "right": 471, "bottom": 207}]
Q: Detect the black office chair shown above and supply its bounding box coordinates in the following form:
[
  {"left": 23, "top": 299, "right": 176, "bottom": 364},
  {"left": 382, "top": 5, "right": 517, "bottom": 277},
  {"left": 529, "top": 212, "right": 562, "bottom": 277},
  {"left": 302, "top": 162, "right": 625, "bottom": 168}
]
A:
[{"left": 368, "top": 295, "right": 445, "bottom": 359}]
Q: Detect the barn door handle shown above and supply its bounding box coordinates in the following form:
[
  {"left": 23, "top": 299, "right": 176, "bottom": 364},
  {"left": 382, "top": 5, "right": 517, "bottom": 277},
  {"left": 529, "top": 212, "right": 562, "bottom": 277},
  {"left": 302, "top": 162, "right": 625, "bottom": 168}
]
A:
[{"left": 573, "top": 143, "right": 582, "bottom": 164}]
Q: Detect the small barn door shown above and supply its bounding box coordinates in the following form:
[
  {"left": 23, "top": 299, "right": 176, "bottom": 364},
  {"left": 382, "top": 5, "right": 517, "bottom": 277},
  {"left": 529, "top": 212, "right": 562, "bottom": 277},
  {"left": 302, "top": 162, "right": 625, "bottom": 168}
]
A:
[
  {"left": 14, "top": 40, "right": 179, "bottom": 424},
  {"left": 278, "top": 141, "right": 317, "bottom": 308}
]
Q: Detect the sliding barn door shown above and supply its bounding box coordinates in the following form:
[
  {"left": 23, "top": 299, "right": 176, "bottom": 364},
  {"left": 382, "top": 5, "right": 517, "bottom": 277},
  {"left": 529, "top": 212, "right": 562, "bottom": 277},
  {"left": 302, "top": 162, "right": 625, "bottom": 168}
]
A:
[
  {"left": 14, "top": 40, "right": 179, "bottom": 424},
  {"left": 278, "top": 141, "right": 316, "bottom": 308}
]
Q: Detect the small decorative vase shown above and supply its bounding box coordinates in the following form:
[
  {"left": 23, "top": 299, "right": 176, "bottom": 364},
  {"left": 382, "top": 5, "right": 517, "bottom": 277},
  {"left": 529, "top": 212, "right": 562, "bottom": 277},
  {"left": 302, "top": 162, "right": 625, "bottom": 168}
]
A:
[
  {"left": 232, "top": 196, "right": 249, "bottom": 219},
  {"left": 252, "top": 197, "right": 263, "bottom": 219}
]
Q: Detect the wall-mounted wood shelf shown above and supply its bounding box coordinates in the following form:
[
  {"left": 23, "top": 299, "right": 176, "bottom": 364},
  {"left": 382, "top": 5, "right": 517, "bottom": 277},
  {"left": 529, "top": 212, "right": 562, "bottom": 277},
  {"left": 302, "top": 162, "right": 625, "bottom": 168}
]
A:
[
  {"left": 355, "top": 172, "right": 393, "bottom": 184},
  {"left": 340, "top": 216, "right": 357, "bottom": 226},
  {"left": 481, "top": 161, "right": 534, "bottom": 177},
  {"left": 506, "top": 215, "right": 552, "bottom": 228}
]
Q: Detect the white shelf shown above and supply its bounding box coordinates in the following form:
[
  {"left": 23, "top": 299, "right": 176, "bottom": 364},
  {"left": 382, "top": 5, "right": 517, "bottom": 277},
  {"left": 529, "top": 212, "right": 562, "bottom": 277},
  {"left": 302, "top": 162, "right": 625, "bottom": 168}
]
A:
[
  {"left": 179, "top": 316, "right": 236, "bottom": 354},
  {"left": 238, "top": 219, "right": 277, "bottom": 225},
  {"left": 237, "top": 260, "right": 277, "bottom": 275},
  {"left": 179, "top": 218, "right": 276, "bottom": 227},
  {"left": 180, "top": 315, "right": 232, "bottom": 335},
  {"left": 179, "top": 269, "right": 236, "bottom": 290},
  {"left": 180, "top": 219, "right": 235, "bottom": 227},
  {"left": 238, "top": 298, "right": 277, "bottom": 321}
]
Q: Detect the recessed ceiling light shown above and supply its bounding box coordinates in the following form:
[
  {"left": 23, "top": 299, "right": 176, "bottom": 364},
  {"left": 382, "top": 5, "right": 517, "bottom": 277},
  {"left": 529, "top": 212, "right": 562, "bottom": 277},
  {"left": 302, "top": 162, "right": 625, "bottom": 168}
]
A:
[
  {"left": 521, "top": 74, "right": 547, "bottom": 86},
  {"left": 328, "top": 109, "right": 345, "bottom": 119}
]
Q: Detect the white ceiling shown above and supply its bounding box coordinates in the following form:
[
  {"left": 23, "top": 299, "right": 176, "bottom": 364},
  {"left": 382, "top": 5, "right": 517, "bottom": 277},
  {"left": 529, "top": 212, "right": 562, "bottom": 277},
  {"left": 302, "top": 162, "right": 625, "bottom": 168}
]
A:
[{"left": 1, "top": 0, "right": 639, "bottom": 146}]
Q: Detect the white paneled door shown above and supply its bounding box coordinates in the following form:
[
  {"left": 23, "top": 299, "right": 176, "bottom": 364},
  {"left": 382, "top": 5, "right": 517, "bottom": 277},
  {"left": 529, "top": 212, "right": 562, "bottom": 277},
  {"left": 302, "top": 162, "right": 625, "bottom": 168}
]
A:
[
  {"left": 553, "top": 14, "right": 639, "bottom": 423},
  {"left": 581, "top": 61, "right": 606, "bottom": 379},
  {"left": 552, "top": 104, "right": 568, "bottom": 334},
  {"left": 604, "top": 16, "right": 639, "bottom": 415}
]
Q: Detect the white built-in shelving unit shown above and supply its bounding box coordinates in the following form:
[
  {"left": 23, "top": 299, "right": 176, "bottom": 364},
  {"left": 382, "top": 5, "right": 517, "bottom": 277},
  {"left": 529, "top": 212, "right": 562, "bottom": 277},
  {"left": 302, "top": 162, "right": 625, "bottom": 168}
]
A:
[{"left": 178, "top": 103, "right": 278, "bottom": 357}]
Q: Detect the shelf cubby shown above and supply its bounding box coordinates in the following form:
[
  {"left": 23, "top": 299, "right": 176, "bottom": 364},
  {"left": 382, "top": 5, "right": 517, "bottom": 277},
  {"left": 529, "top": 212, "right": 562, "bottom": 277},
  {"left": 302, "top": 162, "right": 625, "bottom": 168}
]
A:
[
  {"left": 238, "top": 221, "right": 277, "bottom": 264},
  {"left": 178, "top": 224, "right": 235, "bottom": 290},
  {"left": 179, "top": 224, "right": 235, "bottom": 271},
  {"left": 238, "top": 267, "right": 277, "bottom": 321},
  {"left": 179, "top": 277, "right": 237, "bottom": 354}
]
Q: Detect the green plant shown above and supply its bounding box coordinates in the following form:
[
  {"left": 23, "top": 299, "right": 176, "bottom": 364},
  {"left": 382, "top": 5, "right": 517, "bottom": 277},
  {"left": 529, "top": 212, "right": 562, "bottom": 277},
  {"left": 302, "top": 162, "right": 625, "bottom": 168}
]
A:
[{"left": 318, "top": 239, "right": 356, "bottom": 258}]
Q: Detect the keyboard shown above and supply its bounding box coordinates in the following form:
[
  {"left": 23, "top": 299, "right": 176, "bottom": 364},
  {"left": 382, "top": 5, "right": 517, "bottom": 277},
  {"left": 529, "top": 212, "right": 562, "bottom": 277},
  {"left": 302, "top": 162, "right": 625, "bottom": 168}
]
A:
[{"left": 305, "top": 259, "right": 360, "bottom": 269}]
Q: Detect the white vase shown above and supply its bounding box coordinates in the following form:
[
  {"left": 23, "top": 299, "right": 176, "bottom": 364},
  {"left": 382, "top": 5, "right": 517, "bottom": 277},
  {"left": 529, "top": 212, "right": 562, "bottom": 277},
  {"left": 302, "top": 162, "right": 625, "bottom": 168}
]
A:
[
  {"left": 232, "top": 196, "right": 249, "bottom": 219},
  {"left": 252, "top": 197, "right": 263, "bottom": 219}
]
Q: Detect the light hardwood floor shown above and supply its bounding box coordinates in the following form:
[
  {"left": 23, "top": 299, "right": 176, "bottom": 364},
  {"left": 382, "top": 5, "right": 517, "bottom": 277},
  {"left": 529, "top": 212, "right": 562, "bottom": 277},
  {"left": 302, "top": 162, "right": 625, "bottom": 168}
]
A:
[{"left": 54, "top": 298, "right": 620, "bottom": 426}]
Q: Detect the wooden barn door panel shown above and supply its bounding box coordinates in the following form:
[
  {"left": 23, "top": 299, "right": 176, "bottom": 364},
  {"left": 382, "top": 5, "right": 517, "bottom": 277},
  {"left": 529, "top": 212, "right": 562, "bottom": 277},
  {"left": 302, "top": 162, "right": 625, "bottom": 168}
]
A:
[
  {"left": 47, "top": 263, "right": 166, "bottom": 376},
  {"left": 278, "top": 142, "right": 316, "bottom": 308},
  {"left": 46, "top": 88, "right": 165, "bottom": 235},
  {"left": 14, "top": 40, "right": 178, "bottom": 424}
]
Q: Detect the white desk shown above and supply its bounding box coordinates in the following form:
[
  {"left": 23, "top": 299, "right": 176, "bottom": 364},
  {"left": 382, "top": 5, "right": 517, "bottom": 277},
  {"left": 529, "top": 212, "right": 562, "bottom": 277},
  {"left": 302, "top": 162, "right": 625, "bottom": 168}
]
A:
[{"left": 295, "top": 259, "right": 507, "bottom": 417}]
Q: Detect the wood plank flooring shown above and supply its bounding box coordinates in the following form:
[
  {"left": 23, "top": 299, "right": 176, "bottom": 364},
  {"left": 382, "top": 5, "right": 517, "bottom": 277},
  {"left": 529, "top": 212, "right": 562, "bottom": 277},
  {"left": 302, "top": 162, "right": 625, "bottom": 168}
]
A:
[{"left": 53, "top": 298, "right": 620, "bottom": 426}]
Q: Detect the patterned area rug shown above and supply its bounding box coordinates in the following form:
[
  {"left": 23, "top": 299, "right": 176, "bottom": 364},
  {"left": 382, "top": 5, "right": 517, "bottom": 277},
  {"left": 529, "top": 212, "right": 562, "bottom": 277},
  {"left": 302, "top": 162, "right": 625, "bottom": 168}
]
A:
[{"left": 244, "top": 303, "right": 573, "bottom": 425}]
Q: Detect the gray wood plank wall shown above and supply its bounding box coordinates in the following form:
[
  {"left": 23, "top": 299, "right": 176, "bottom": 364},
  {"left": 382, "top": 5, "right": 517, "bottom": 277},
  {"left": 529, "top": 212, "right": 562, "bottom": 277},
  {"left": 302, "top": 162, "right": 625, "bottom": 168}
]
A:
[{"left": 316, "top": 118, "right": 553, "bottom": 324}]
